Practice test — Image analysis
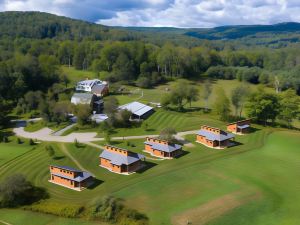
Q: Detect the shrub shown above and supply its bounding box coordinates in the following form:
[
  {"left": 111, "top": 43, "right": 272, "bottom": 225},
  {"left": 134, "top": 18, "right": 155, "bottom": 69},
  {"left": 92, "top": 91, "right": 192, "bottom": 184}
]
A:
[
  {"left": 17, "top": 138, "right": 22, "bottom": 144},
  {"left": 0, "top": 174, "right": 48, "bottom": 207},
  {"left": 3, "top": 136, "right": 8, "bottom": 143},
  {"left": 45, "top": 145, "right": 55, "bottom": 158},
  {"left": 29, "top": 139, "right": 35, "bottom": 145},
  {"left": 24, "top": 201, "right": 84, "bottom": 218}
]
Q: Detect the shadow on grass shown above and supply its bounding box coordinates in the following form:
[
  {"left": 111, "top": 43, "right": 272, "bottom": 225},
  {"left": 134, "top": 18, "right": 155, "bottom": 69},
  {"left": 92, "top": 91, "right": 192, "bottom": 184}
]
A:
[
  {"left": 144, "top": 128, "right": 156, "bottom": 132},
  {"left": 229, "top": 140, "right": 243, "bottom": 148},
  {"left": 137, "top": 161, "right": 157, "bottom": 174},
  {"left": 249, "top": 127, "right": 261, "bottom": 133},
  {"left": 53, "top": 156, "right": 66, "bottom": 160},
  {"left": 87, "top": 178, "right": 103, "bottom": 190},
  {"left": 74, "top": 144, "right": 86, "bottom": 149},
  {"left": 174, "top": 150, "right": 190, "bottom": 159}
]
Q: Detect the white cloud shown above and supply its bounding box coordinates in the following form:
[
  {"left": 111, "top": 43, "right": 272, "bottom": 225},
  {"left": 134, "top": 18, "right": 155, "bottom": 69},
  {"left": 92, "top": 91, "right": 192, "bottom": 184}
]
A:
[
  {"left": 1, "top": 0, "right": 300, "bottom": 27},
  {"left": 98, "top": 0, "right": 300, "bottom": 27}
]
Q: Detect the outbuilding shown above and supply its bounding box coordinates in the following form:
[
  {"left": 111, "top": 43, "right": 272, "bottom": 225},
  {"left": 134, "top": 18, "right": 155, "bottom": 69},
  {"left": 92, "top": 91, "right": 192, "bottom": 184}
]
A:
[
  {"left": 144, "top": 137, "right": 182, "bottom": 159},
  {"left": 49, "top": 165, "right": 94, "bottom": 191},
  {"left": 227, "top": 119, "right": 251, "bottom": 134},
  {"left": 99, "top": 145, "right": 145, "bottom": 175},
  {"left": 118, "top": 101, "right": 154, "bottom": 120},
  {"left": 196, "top": 125, "right": 235, "bottom": 149}
]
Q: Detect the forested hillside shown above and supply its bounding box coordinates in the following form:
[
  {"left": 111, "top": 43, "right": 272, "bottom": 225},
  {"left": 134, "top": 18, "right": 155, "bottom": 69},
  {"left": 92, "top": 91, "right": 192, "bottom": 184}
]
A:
[
  {"left": 0, "top": 11, "right": 137, "bottom": 41},
  {"left": 0, "top": 11, "right": 300, "bottom": 128}
]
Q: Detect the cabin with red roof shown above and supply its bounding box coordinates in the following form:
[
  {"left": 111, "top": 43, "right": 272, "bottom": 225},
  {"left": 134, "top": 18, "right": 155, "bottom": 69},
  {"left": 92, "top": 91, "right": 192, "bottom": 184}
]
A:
[
  {"left": 144, "top": 137, "right": 182, "bottom": 159},
  {"left": 196, "top": 125, "right": 235, "bottom": 149},
  {"left": 99, "top": 145, "right": 145, "bottom": 175},
  {"left": 227, "top": 119, "right": 251, "bottom": 134},
  {"left": 49, "top": 165, "right": 94, "bottom": 191}
]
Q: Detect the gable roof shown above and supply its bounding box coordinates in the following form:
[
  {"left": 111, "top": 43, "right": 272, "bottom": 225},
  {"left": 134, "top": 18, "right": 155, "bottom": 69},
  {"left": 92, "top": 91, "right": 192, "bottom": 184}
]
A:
[
  {"left": 118, "top": 101, "right": 153, "bottom": 116},
  {"left": 144, "top": 141, "right": 182, "bottom": 153},
  {"left": 99, "top": 150, "right": 145, "bottom": 166},
  {"left": 197, "top": 129, "right": 235, "bottom": 142}
]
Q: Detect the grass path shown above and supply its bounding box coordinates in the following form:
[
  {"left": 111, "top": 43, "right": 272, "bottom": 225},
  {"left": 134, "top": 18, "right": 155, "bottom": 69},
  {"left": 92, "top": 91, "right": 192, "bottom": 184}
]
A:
[{"left": 59, "top": 143, "right": 93, "bottom": 175}]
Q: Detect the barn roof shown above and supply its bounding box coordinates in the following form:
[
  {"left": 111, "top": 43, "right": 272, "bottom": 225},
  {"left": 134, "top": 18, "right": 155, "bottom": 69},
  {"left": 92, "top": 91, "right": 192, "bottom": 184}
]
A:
[{"left": 118, "top": 101, "right": 153, "bottom": 117}]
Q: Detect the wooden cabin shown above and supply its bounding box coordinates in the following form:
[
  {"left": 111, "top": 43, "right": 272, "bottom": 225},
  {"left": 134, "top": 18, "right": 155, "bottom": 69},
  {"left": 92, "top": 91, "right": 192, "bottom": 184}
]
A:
[
  {"left": 196, "top": 125, "right": 235, "bottom": 149},
  {"left": 99, "top": 145, "right": 145, "bottom": 174},
  {"left": 144, "top": 137, "right": 182, "bottom": 159},
  {"left": 227, "top": 119, "right": 251, "bottom": 134},
  {"left": 49, "top": 165, "right": 93, "bottom": 191}
]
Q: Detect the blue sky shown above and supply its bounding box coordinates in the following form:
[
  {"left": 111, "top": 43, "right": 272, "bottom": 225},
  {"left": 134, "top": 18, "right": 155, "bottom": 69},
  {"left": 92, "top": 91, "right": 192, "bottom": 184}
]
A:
[{"left": 1, "top": 0, "right": 300, "bottom": 28}]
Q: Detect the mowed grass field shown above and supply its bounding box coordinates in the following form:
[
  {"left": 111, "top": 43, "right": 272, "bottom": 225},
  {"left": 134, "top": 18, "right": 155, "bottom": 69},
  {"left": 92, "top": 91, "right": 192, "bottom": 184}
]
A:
[
  {"left": 110, "top": 109, "right": 224, "bottom": 137},
  {"left": 1, "top": 125, "right": 300, "bottom": 225},
  {"left": 0, "top": 141, "right": 33, "bottom": 166}
]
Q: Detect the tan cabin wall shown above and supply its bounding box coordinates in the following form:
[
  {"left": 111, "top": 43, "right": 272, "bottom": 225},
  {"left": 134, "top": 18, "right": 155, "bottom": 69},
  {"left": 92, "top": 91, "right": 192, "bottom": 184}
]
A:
[{"left": 50, "top": 166, "right": 76, "bottom": 178}]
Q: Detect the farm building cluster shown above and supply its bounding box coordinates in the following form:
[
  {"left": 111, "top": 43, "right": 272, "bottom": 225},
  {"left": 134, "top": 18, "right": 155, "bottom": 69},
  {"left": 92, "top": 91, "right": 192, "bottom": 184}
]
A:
[
  {"left": 49, "top": 119, "right": 251, "bottom": 191},
  {"left": 70, "top": 79, "right": 155, "bottom": 123},
  {"left": 71, "top": 79, "right": 108, "bottom": 117}
]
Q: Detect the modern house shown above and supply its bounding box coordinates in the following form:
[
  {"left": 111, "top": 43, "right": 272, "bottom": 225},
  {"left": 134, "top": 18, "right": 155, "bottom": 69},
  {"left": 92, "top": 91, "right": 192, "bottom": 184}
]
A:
[
  {"left": 71, "top": 93, "right": 104, "bottom": 114},
  {"left": 76, "top": 79, "right": 108, "bottom": 92},
  {"left": 99, "top": 145, "right": 145, "bottom": 174},
  {"left": 144, "top": 137, "right": 182, "bottom": 159},
  {"left": 227, "top": 119, "right": 251, "bottom": 134},
  {"left": 118, "top": 101, "right": 154, "bottom": 120},
  {"left": 49, "top": 165, "right": 94, "bottom": 191},
  {"left": 196, "top": 125, "right": 235, "bottom": 149}
]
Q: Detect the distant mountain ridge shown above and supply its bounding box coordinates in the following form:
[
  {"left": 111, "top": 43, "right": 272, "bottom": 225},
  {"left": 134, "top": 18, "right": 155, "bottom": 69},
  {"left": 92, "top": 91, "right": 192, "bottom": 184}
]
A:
[
  {"left": 2, "top": 11, "right": 300, "bottom": 45},
  {"left": 184, "top": 22, "right": 300, "bottom": 40}
]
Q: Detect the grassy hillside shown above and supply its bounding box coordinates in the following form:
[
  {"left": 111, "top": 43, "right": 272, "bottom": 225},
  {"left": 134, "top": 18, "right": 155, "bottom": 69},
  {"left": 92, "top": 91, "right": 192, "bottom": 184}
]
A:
[{"left": 1, "top": 125, "right": 300, "bottom": 224}]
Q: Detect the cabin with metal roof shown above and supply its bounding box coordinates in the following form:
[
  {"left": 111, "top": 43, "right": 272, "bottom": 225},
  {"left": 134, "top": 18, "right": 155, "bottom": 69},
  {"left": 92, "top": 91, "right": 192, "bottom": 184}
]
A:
[
  {"left": 99, "top": 145, "right": 145, "bottom": 174},
  {"left": 227, "top": 119, "right": 251, "bottom": 134},
  {"left": 144, "top": 137, "right": 182, "bottom": 159},
  {"left": 49, "top": 165, "right": 94, "bottom": 191},
  {"left": 196, "top": 125, "right": 235, "bottom": 149},
  {"left": 118, "top": 101, "right": 154, "bottom": 120}
]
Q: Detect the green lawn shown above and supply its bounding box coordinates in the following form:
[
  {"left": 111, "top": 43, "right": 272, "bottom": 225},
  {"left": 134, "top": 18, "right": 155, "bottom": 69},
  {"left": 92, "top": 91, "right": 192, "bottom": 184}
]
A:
[
  {"left": 24, "top": 121, "right": 71, "bottom": 133},
  {"left": 61, "top": 66, "right": 98, "bottom": 85},
  {"left": 110, "top": 109, "right": 225, "bottom": 137},
  {"left": 0, "top": 141, "right": 33, "bottom": 166}
]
